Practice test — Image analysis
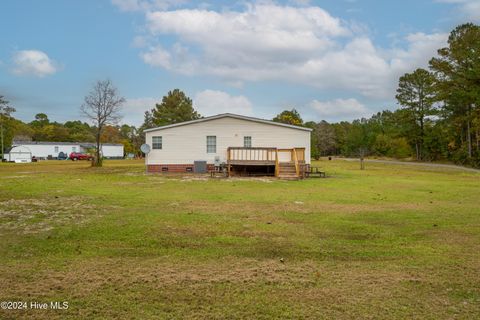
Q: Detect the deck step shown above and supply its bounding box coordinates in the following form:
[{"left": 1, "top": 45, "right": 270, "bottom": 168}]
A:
[
  {"left": 278, "top": 176, "right": 300, "bottom": 180},
  {"left": 277, "top": 161, "right": 301, "bottom": 179}
]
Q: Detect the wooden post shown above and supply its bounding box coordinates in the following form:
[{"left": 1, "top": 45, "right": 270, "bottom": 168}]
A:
[
  {"left": 227, "top": 148, "right": 231, "bottom": 177},
  {"left": 359, "top": 148, "right": 365, "bottom": 170},
  {"left": 296, "top": 148, "right": 304, "bottom": 177},
  {"left": 275, "top": 149, "right": 279, "bottom": 177},
  {"left": 293, "top": 148, "right": 300, "bottom": 177}
]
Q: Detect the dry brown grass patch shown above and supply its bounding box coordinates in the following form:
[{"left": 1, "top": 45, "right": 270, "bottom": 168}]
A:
[{"left": 0, "top": 196, "right": 103, "bottom": 235}]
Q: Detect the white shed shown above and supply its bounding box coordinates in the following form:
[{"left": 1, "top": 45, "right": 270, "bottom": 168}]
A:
[
  {"left": 144, "top": 113, "right": 312, "bottom": 178},
  {"left": 95, "top": 144, "right": 125, "bottom": 158},
  {"left": 3, "top": 145, "right": 32, "bottom": 163}
]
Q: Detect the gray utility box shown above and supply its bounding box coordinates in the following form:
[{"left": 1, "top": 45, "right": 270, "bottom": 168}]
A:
[{"left": 194, "top": 161, "right": 207, "bottom": 173}]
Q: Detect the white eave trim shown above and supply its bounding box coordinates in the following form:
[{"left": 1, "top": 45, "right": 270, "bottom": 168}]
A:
[{"left": 143, "top": 113, "right": 312, "bottom": 133}]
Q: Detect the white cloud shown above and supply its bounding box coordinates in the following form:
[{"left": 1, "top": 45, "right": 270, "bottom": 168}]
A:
[
  {"left": 131, "top": 35, "right": 148, "bottom": 48},
  {"left": 130, "top": 3, "right": 448, "bottom": 99},
  {"left": 140, "top": 46, "right": 171, "bottom": 69},
  {"left": 194, "top": 90, "right": 253, "bottom": 116},
  {"left": 383, "top": 32, "right": 448, "bottom": 94},
  {"left": 124, "top": 97, "right": 158, "bottom": 110},
  {"left": 289, "top": 0, "right": 312, "bottom": 6},
  {"left": 141, "top": 42, "right": 198, "bottom": 75},
  {"left": 111, "top": 0, "right": 142, "bottom": 11},
  {"left": 309, "top": 98, "right": 372, "bottom": 120},
  {"left": 389, "top": 32, "right": 448, "bottom": 71},
  {"left": 437, "top": 0, "right": 480, "bottom": 22},
  {"left": 122, "top": 97, "right": 158, "bottom": 126},
  {"left": 12, "top": 50, "right": 59, "bottom": 77}
]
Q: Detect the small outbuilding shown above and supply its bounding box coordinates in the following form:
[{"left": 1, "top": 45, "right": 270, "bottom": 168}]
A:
[
  {"left": 144, "top": 113, "right": 312, "bottom": 179},
  {"left": 3, "top": 146, "right": 32, "bottom": 163}
]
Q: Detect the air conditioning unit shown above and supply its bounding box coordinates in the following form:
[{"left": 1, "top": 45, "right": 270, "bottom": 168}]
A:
[
  {"left": 194, "top": 161, "right": 207, "bottom": 173},
  {"left": 214, "top": 156, "right": 221, "bottom": 167}
]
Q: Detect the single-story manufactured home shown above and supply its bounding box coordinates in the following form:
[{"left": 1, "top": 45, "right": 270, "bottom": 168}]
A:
[
  {"left": 3, "top": 141, "right": 124, "bottom": 161},
  {"left": 144, "top": 113, "right": 312, "bottom": 179}
]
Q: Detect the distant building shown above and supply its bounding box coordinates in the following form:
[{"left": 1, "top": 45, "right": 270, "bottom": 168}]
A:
[
  {"left": 3, "top": 141, "right": 124, "bottom": 161},
  {"left": 3, "top": 145, "right": 32, "bottom": 163}
]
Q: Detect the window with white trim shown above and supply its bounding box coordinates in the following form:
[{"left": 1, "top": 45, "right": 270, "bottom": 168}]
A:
[
  {"left": 152, "top": 136, "right": 162, "bottom": 149},
  {"left": 244, "top": 136, "right": 252, "bottom": 148},
  {"left": 54, "top": 146, "right": 59, "bottom": 153},
  {"left": 72, "top": 147, "right": 76, "bottom": 152},
  {"left": 206, "top": 136, "right": 216, "bottom": 153}
]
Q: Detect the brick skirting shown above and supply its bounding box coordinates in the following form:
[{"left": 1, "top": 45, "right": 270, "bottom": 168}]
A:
[
  {"left": 147, "top": 164, "right": 215, "bottom": 173},
  {"left": 148, "top": 163, "right": 311, "bottom": 175}
]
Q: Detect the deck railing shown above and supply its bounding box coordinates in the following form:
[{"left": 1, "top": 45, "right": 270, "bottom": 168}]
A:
[
  {"left": 295, "top": 148, "right": 305, "bottom": 162},
  {"left": 292, "top": 148, "right": 300, "bottom": 176},
  {"left": 227, "top": 147, "right": 277, "bottom": 162}
]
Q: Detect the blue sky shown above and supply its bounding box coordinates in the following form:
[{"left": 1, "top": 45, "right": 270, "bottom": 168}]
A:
[{"left": 0, "top": 0, "right": 478, "bottom": 126}]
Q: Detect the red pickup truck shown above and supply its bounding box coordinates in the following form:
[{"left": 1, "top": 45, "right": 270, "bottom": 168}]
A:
[{"left": 69, "top": 152, "right": 93, "bottom": 161}]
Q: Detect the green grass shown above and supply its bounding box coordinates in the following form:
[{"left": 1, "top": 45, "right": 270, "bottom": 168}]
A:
[{"left": 0, "top": 159, "right": 479, "bottom": 319}]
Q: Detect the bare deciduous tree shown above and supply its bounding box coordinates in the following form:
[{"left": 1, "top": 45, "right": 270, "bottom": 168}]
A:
[{"left": 81, "top": 80, "right": 125, "bottom": 166}]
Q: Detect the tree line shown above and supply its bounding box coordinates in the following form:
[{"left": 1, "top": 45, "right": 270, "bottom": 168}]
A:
[
  {"left": 275, "top": 23, "right": 480, "bottom": 168},
  {"left": 0, "top": 88, "right": 199, "bottom": 160},
  {"left": 1, "top": 23, "right": 478, "bottom": 167}
]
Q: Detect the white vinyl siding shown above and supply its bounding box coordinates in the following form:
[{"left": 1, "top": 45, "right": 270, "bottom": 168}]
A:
[
  {"left": 244, "top": 136, "right": 252, "bottom": 148},
  {"left": 152, "top": 136, "right": 162, "bottom": 149},
  {"left": 146, "top": 116, "right": 310, "bottom": 165},
  {"left": 206, "top": 136, "right": 216, "bottom": 153}
]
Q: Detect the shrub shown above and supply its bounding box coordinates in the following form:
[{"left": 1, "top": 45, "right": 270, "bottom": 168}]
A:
[
  {"left": 373, "top": 134, "right": 392, "bottom": 156},
  {"left": 388, "top": 137, "right": 412, "bottom": 159}
]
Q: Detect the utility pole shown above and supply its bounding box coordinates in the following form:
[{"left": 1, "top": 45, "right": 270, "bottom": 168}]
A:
[
  {"left": 0, "top": 113, "right": 4, "bottom": 160},
  {"left": 0, "top": 96, "right": 16, "bottom": 161}
]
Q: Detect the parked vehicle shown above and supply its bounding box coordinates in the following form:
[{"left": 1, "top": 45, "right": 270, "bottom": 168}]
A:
[
  {"left": 69, "top": 152, "right": 93, "bottom": 161},
  {"left": 58, "top": 152, "right": 68, "bottom": 160}
]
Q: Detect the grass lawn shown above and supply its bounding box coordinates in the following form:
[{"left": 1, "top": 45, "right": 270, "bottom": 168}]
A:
[{"left": 0, "top": 159, "right": 479, "bottom": 319}]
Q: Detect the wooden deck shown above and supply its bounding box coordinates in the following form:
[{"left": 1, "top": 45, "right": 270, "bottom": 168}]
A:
[{"left": 227, "top": 147, "right": 306, "bottom": 179}]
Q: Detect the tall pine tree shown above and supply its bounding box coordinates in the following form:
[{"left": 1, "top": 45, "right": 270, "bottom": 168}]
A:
[
  {"left": 149, "top": 89, "right": 201, "bottom": 127},
  {"left": 430, "top": 23, "right": 480, "bottom": 160},
  {"left": 395, "top": 68, "right": 437, "bottom": 160}
]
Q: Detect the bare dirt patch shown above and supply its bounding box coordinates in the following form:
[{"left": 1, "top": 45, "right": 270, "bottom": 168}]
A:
[
  {"left": 0, "top": 196, "right": 104, "bottom": 235},
  {"left": 1, "top": 175, "right": 35, "bottom": 179}
]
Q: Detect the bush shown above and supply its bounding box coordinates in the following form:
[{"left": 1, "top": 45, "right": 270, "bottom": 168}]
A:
[
  {"left": 450, "top": 146, "right": 469, "bottom": 165},
  {"left": 388, "top": 137, "right": 412, "bottom": 159},
  {"left": 373, "top": 134, "right": 392, "bottom": 156},
  {"left": 372, "top": 135, "right": 412, "bottom": 159}
]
